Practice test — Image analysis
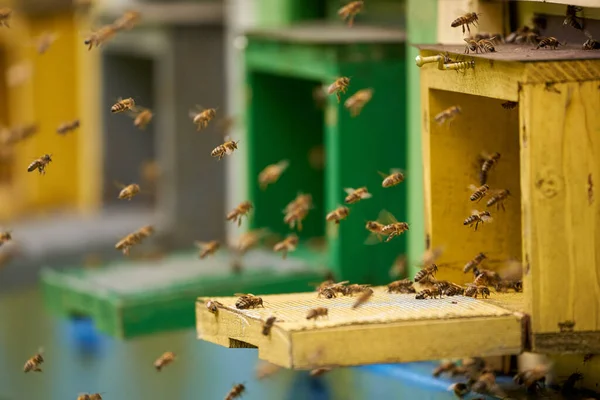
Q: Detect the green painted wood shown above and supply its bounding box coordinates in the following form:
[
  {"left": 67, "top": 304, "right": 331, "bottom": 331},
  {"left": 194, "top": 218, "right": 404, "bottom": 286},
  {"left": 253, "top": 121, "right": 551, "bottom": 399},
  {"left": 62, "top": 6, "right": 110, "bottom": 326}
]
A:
[
  {"left": 245, "top": 24, "right": 407, "bottom": 285},
  {"left": 41, "top": 248, "right": 328, "bottom": 339}
]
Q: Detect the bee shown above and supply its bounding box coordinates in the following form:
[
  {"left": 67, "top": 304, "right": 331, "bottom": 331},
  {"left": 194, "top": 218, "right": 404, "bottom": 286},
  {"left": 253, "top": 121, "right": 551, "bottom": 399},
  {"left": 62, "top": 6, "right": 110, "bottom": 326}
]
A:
[
  {"left": 473, "top": 369, "right": 507, "bottom": 398},
  {"left": 84, "top": 25, "right": 117, "bottom": 50},
  {"left": 415, "top": 287, "right": 440, "bottom": 299},
  {"left": 35, "top": 32, "right": 59, "bottom": 54},
  {"left": 317, "top": 287, "right": 337, "bottom": 299},
  {"left": 284, "top": 206, "right": 310, "bottom": 231},
  {"left": 27, "top": 154, "right": 52, "bottom": 174},
  {"left": 536, "top": 37, "right": 565, "bottom": 50},
  {"left": 0, "top": 231, "right": 12, "bottom": 245},
  {"left": 344, "top": 88, "right": 373, "bottom": 117},
  {"left": 469, "top": 184, "right": 489, "bottom": 202},
  {"left": 23, "top": 348, "right": 44, "bottom": 372},
  {"left": 111, "top": 97, "right": 136, "bottom": 113},
  {"left": 211, "top": 138, "right": 240, "bottom": 160},
  {"left": 235, "top": 293, "right": 264, "bottom": 309},
  {"left": 473, "top": 267, "right": 501, "bottom": 286},
  {"left": 0, "top": 8, "right": 11, "bottom": 27},
  {"left": 114, "top": 10, "right": 141, "bottom": 31},
  {"left": 434, "top": 360, "right": 458, "bottom": 377},
  {"left": 414, "top": 263, "right": 438, "bottom": 283},
  {"left": 563, "top": 5, "right": 584, "bottom": 31},
  {"left": 337, "top": 1, "right": 363, "bottom": 27},
  {"left": 513, "top": 364, "right": 549, "bottom": 391},
  {"left": 376, "top": 209, "right": 409, "bottom": 242},
  {"left": 494, "top": 279, "right": 522, "bottom": 293},
  {"left": 195, "top": 240, "right": 220, "bottom": 259},
  {"left": 378, "top": 168, "right": 405, "bottom": 188},
  {"left": 258, "top": 160, "right": 290, "bottom": 190},
  {"left": 344, "top": 187, "right": 372, "bottom": 204},
  {"left": 237, "top": 228, "right": 269, "bottom": 254},
  {"left": 477, "top": 38, "right": 496, "bottom": 53},
  {"left": 226, "top": 201, "right": 253, "bottom": 226},
  {"left": 255, "top": 361, "right": 281, "bottom": 380},
  {"left": 327, "top": 77, "right": 350, "bottom": 103},
  {"left": 486, "top": 189, "right": 510, "bottom": 211},
  {"left": 463, "top": 252, "right": 486, "bottom": 273},
  {"left": 451, "top": 12, "right": 480, "bottom": 34},
  {"left": 583, "top": 38, "right": 600, "bottom": 50},
  {"left": 56, "top": 119, "right": 80, "bottom": 135},
  {"left": 464, "top": 210, "right": 492, "bottom": 231},
  {"left": 310, "top": 367, "right": 333, "bottom": 377},
  {"left": 434, "top": 105, "right": 461, "bottom": 125},
  {"left": 306, "top": 307, "right": 328, "bottom": 320},
  {"left": 389, "top": 254, "right": 408, "bottom": 279},
  {"left": 130, "top": 108, "right": 153, "bottom": 130},
  {"left": 502, "top": 101, "right": 518, "bottom": 110},
  {"left": 465, "top": 284, "right": 490, "bottom": 298},
  {"left": 343, "top": 284, "right": 372, "bottom": 297},
  {"left": 479, "top": 152, "right": 501, "bottom": 185},
  {"left": 364, "top": 221, "right": 385, "bottom": 244},
  {"left": 77, "top": 394, "right": 104, "bottom": 400},
  {"left": 262, "top": 316, "right": 277, "bottom": 336},
  {"left": 443, "top": 285, "right": 465, "bottom": 296},
  {"left": 387, "top": 279, "right": 415, "bottom": 294},
  {"left": 464, "top": 38, "right": 479, "bottom": 54},
  {"left": 225, "top": 383, "right": 246, "bottom": 400},
  {"left": 205, "top": 299, "right": 224, "bottom": 314},
  {"left": 285, "top": 193, "right": 313, "bottom": 215},
  {"left": 326, "top": 206, "right": 350, "bottom": 224},
  {"left": 448, "top": 383, "right": 470, "bottom": 398},
  {"left": 154, "top": 351, "right": 176, "bottom": 371},
  {"left": 117, "top": 183, "right": 141, "bottom": 201},
  {"left": 115, "top": 225, "right": 153, "bottom": 255},
  {"left": 273, "top": 234, "right": 299, "bottom": 259},
  {"left": 189, "top": 106, "right": 217, "bottom": 131}
]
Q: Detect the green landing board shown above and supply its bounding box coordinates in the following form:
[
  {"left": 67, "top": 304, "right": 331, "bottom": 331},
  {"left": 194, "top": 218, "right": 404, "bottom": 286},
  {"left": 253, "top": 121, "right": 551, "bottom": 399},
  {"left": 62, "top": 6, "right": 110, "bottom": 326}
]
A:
[{"left": 41, "top": 247, "right": 328, "bottom": 339}]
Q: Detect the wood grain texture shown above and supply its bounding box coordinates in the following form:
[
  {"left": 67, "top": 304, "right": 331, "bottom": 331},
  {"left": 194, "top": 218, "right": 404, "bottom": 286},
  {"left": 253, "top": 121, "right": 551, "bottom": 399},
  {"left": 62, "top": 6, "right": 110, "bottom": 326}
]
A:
[
  {"left": 520, "top": 81, "right": 600, "bottom": 337},
  {"left": 196, "top": 290, "right": 525, "bottom": 368}
]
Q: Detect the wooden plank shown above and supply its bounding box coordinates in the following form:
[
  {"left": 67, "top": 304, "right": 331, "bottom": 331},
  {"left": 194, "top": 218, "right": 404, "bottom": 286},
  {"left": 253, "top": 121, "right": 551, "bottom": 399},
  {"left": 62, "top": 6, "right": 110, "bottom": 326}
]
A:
[
  {"left": 197, "top": 290, "right": 525, "bottom": 368},
  {"left": 516, "top": 0, "right": 600, "bottom": 8},
  {"left": 520, "top": 81, "right": 600, "bottom": 340}
]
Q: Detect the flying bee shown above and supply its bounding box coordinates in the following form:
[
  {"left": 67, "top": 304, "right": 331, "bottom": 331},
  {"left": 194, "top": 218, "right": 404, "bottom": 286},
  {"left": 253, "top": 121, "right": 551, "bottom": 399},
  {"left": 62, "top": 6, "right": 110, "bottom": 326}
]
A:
[
  {"left": 389, "top": 254, "right": 408, "bottom": 279},
  {"left": 116, "top": 183, "right": 141, "bottom": 201},
  {"left": 130, "top": 108, "right": 153, "bottom": 130},
  {"left": 513, "top": 364, "right": 550, "bottom": 391},
  {"left": 310, "top": 367, "right": 333, "bottom": 377},
  {"left": 154, "top": 351, "right": 176, "bottom": 371},
  {"left": 114, "top": 10, "right": 141, "bottom": 31},
  {"left": 502, "top": 101, "right": 518, "bottom": 109},
  {"left": 387, "top": 279, "right": 415, "bottom": 294},
  {"left": 465, "top": 284, "right": 490, "bottom": 298},
  {"left": 206, "top": 299, "right": 224, "bottom": 314},
  {"left": 284, "top": 206, "right": 310, "bottom": 231},
  {"left": 211, "top": 137, "right": 239, "bottom": 160},
  {"left": 364, "top": 220, "right": 385, "bottom": 244},
  {"left": 473, "top": 267, "right": 501, "bottom": 286},
  {"left": 111, "top": 97, "right": 136, "bottom": 113},
  {"left": 306, "top": 307, "right": 328, "bottom": 320},
  {"left": 477, "top": 38, "right": 496, "bottom": 53},
  {"left": 415, "top": 287, "right": 440, "bottom": 299},
  {"left": 285, "top": 193, "right": 313, "bottom": 215},
  {"left": 535, "top": 36, "right": 565, "bottom": 50},
  {"left": 327, "top": 77, "right": 350, "bottom": 103},
  {"left": 434, "top": 105, "right": 461, "bottom": 125},
  {"left": 273, "top": 234, "right": 299, "bottom": 259},
  {"left": 463, "top": 252, "right": 486, "bottom": 273},
  {"left": 326, "top": 206, "right": 350, "bottom": 224},
  {"left": 337, "top": 1, "right": 363, "bottom": 27},
  {"left": 377, "top": 209, "right": 409, "bottom": 242},
  {"left": 56, "top": 119, "right": 80, "bottom": 135},
  {"left": 464, "top": 210, "right": 492, "bottom": 231},
  {"left": 486, "top": 189, "right": 510, "bottom": 211},
  {"left": 378, "top": 168, "right": 405, "bottom": 188},
  {"left": 344, "top": 186, "right": 372, "bottom": 204},
  {"left": 0, "top": 231, "right": 12, "bottom": 245},
  {"left": 23, "top": 348, "right": 44, "bottom": 373},
  {"left": 451, "top": 12, "right": 480, "bottom": 35},
  {"left": 414, "top": 263, "right": 438, "bottom": 283},
  {"left": 469, "top": 184, "right": 490, "bottom": 202},
  {"left": 225, "top": 383, "right": 246, "bottom": 400},
  {"left": 344, "top": 88, "right": 373, "bottom": 117},
  {"left": 84, "top": 24, "right": 118, "bottom": 50},
  {"left": 34, "top": 32, "right": 59, "bottom": 54},
  {"left": 226, "top": 201, "right": 253, "bottom": 227},
  {"left": 27, "top": 154, "right": 52, "bottom": 174},
  {"left": 418, "top": 246, "right": 444, "bottom": 268},
  {"left": 479, "top": 151, "right": 501, "bottom": 185},
  {"left": 0, "top": 8, "right": 11, "bottom": 27},
  {"left": 262, "top": 316, "right": 277, "bottom": 336},
  {"left": 115, "top": 225, "right": 153, "bottom": 255},
  {"left": 195, "top": 240, "right": 220, "bottom": 259},
  {"left": 258, "top": 160, "right": 290, "bottom": 190},
  {"left": 189, "top": 106, "right": 217, "bottom": 131},
  {"left": 563, "top": 5, "right": 584, "bottom": 31},
  {"left": 235, "top": 293, "right": 264, "bottom": 309}
]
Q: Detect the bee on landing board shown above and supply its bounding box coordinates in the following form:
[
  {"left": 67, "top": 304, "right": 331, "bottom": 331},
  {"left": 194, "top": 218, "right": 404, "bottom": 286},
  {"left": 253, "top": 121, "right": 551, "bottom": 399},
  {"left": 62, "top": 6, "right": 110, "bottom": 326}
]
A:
[
  {"left": 306, "top": 307, "right": 328, "bottom": 320},
  {"left": 327, "top": 77, "right": 350, "bottom": 103},
  {"left": 464, "top": 210, "right": 492, "bottom": 231},
  {"left": 273, "top": 234, "right": 299, "bottom": 259},
  {"left": 535, "top": 36, "right": 565, "bottom": 50},
  {"left": 337, "top": 1, "right": 363, "bottom": 27},
  {"left": 464, "top": 284, "right": 490, "bottom": 298},
  {"left": 111, "top": 97, "right": 136, "bottom": 113},
  {"left": 344, "top": 88, "right": 373, "bottom": 117},
  {"left": 154, "top": 351, "right": 175, "bottom": 371},
  {"left": 0, "top": 8, "right": 12, "bottom": 27},
  {"left": 352, "top": 288, "right": 374, "bottom": 309},
  {"left": 195, "top": 240, "right": 220, "bottom": 259},
  {"left": 116, "top": 183, "right": 141, "bottom": 201},
  {"left": 344, "top": 187, "right": 372, "bottom": 204},
  {"left": 387, "top": 279, "right": 415, "bottom": 294},
  {"left": 262, "top": 316, "right": 277, "bottom": 336},
  {"left": 235, "top": 293, "right": 264, "bottom": 309},
  {"left": 23, "top": 348, "right": 44, "bottom": 373},
  {"left": 583, "top": 37, "right": 600, "bottom": 50},
  {"left": 463, "top": 252, "right": 486, "bottom": 274},
  {"left": 84, "top": 25, "right": 118, "bottom": 50},
  {"left": 486, "top": 189, "right": 510, "bottom": 211},
  {"left": 189, "top": 106, "right": 216, "bottom": 131},
  {"left": 225, "top": 383, "right": 246, "bottom": 400},
  {"left": 469, "top": 184, "right": 490, "bottom": 202},
  {"left": 211, "top": 137, "right": 239, "bottom": 160},
  {"left": 451, "top": 12, "right": 480, "bottom": 35},
  {"left": 56, "top": 119, "right": 80, "bottom": 135},
  {"left": 27, "top": 154, "right": 52, "bottom": 174},
  {"left": 226, "top": 201, "right": 253, "bottom": 227},
  {"left": 464, "top": 38, "right": 479, "bottom": 54},
  {"left": 414, "top": 263, "right": 438, "bottom": 284},
  {"left": 379, "top": 169, "right": 405, "bottom": 188},
  {"left": 479, "top": 151, "right": 501, "bottom": 185},
  {"left": 206, "top": 299, "right": 224, "bottom": 314},
  {"left": 326, "top": 206, "right": 350, "bottom": 224},
  {"left": 477, "top": 38, "right": 497, "bottom": 53},
  {"left": 502, "top": 101, "right": 518, "bottom": 110},
  {"left": 415, "top": 287, "right": 441, "bottom": 299},
  {"left": 376, "top": 209, "right": 409, "bottom": 242},
  {"left": 129, "top": 108, "right": 153, "bottom": 130},
  {"left": 258, "top": 160, "right": 290, "bottom": 190},
  {"left": 434, "top": 105, "right": 461, "bottom": 125}
]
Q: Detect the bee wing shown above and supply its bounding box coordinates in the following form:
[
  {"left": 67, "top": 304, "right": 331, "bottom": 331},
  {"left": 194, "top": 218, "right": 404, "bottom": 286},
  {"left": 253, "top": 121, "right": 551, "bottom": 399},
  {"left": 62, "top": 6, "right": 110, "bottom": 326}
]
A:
[
  {"left": 234, "top": 293, "right": 254, "bottom": 297},
  {"left": 343, "top": 188, "right": 355, "bottom": 195},
  {"left": 390, "top": 168, "right": 405, "bottom": 174},
  {"left": 194, "top": 241, "right": 207, "bottom": 248},
  {"left": 481, "top": 215, "right": 493, "bottom": 223},
  {"left": 468, "top": 184, "right": 479, "bottom": 192},
  {"left": 113, "top": 180, "right": 126, "bottom": 189},
  {"left": 377, "top": 209, "right": 398, "bottom": 224},
  {"left": 360, "top": 191, "right": 373, "bottom": 199},
  {"left": 498, "top": 259, "right": 523, "bottom": 280},
  {"left": 364, "top": 233, "right": 382, "bottom": 245},
  {"left": 471, "top": 209, "right": 480, "bottom": 215},
  {"left": 276, "top": 159, "right": 290, "bottom": 171},
  {"left": 188, "top": 110, "right": 198, "bottom": 119},
  {"left": 377, "top": 171, "right": 388, "bottom": 179}
]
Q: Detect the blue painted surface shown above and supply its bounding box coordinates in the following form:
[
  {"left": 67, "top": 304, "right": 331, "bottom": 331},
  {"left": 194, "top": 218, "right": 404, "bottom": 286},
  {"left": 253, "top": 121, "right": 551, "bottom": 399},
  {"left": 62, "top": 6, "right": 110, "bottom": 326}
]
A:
[{"left": 60, "top": 317, "right": 109, "bottom": 355}]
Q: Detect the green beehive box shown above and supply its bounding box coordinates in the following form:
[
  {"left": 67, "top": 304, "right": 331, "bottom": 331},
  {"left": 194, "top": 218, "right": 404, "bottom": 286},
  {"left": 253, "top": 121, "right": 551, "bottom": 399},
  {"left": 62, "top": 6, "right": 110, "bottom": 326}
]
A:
[{"left": 244, "top": 23, "right": 407, "bottom": 285}]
